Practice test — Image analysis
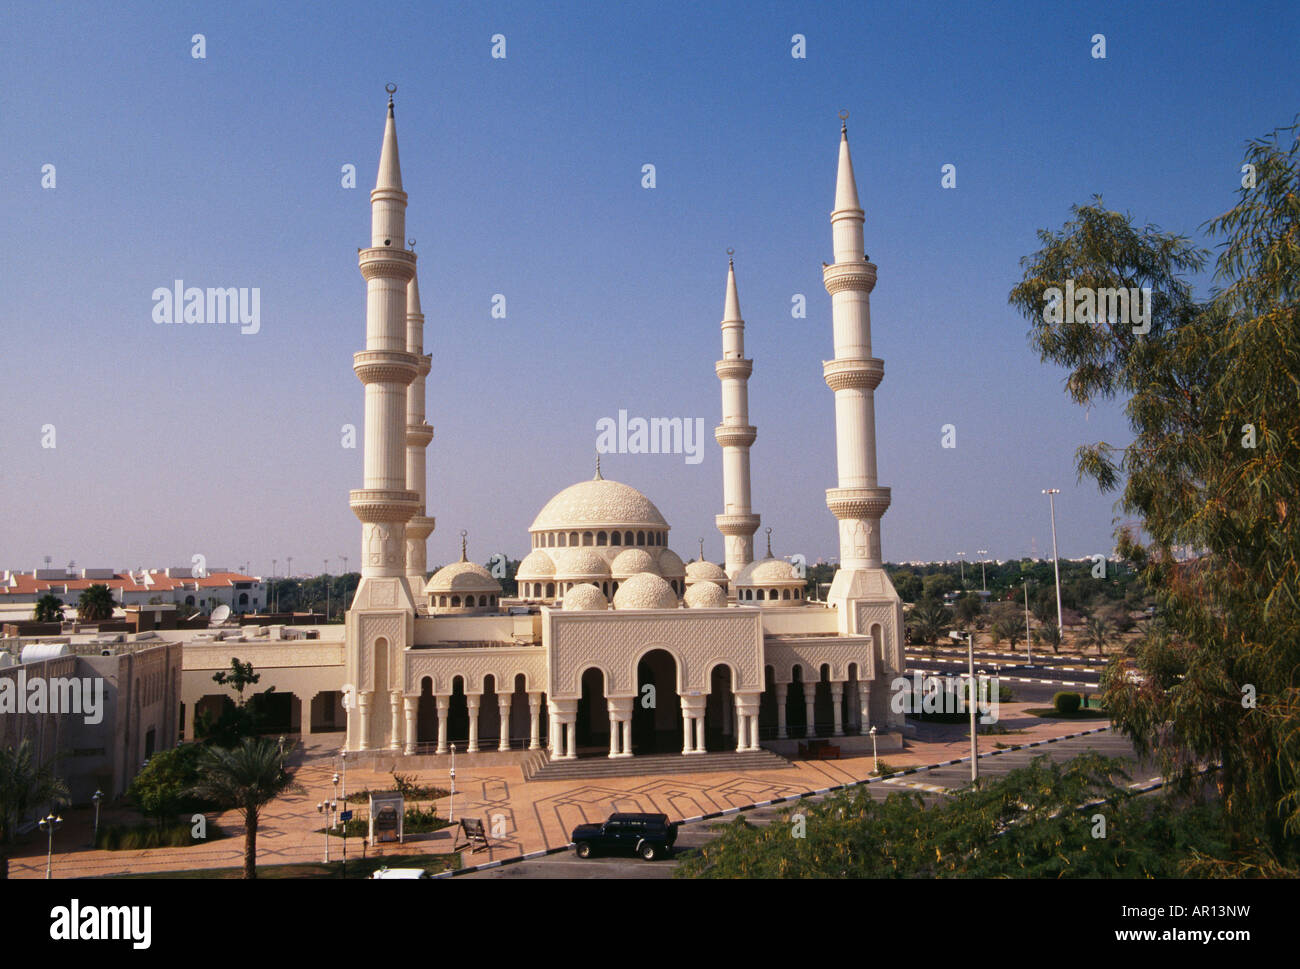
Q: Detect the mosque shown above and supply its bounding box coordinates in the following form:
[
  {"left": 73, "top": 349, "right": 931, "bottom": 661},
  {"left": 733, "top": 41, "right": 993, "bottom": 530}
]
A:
[{"left": 342, "top": 91, "right": 904, "bottom": 762}]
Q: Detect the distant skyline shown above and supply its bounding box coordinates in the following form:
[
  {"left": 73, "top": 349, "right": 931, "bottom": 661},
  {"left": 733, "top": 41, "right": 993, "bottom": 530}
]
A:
[{"left": 2, "top": 1, "right": 1294, "bottom": 579}]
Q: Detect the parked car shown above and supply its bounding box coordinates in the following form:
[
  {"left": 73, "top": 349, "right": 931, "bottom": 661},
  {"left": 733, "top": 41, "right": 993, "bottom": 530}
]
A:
[
  {"left": 570, "top": 812, "right": 678, "bottom": 860},
  {"left": 370, "top": 867, "right": 429, "bottom": 879}
]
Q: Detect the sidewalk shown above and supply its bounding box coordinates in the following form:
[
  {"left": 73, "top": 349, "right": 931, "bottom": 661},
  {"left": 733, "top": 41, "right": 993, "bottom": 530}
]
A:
[{"left": 4, "top": 704, "right": 1107, "bottom": 878}]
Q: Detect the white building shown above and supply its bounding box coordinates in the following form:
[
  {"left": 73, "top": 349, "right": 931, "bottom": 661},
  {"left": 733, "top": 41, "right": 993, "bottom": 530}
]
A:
[{"left": 341, "top": 94, "right": 906, "bottom": 764}]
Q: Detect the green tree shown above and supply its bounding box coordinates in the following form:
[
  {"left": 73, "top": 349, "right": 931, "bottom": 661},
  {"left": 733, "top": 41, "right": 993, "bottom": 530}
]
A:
[
  {"left": 1033, "top": 622, "right": 1063, "bottom": 655},
  {"left": 187, "top": 737, "right": 302, "bottom": 879},
  {"left": 922, "top": 572, "right": 958, "bottom": 602},
  {"left": 890, "top": 569, "right": 922, "bottom": 603},
  {"left": 32, "top": 594, "right": 65, "bottom": 624},
  {"left": 1008, "top": 118, "right": 1300, "bottom": 864},
  {"left": 76, "top": 583, "right": 115, "bottom": 621},
  {"left": 127, "top": 744, "right": 202, "bottom": 832},
  {"left": 0, "top": 739, "right": 70, "bottom": 873},
  {"left": 1081, "top": 616, "right": 1111, "bottom": 656},
  {"left": 197, "top": 659, "right": 275, "bottom": 747},
  {"left": 954, "top": 593, "right": 982, "bottom": 629},
  {"left": 907, "top": 600, "right": 949, "bottom": 648}
]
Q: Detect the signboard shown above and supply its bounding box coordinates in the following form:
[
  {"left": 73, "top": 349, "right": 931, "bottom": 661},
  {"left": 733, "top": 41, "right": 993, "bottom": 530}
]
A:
[{"left": 339, "top": 810, "right": 353, "bottom": 822}]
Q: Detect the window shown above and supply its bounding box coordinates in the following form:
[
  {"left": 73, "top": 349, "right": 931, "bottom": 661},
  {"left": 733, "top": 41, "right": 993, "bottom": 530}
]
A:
[
  {"left": 611, "top": 531, "right": 622, "bottom": 546},
  {"left": 597, "top": 531, "right": 606, "bottom": 545},
  {"left": 583, "top": 531, "right": 593, "bottom": 546}
]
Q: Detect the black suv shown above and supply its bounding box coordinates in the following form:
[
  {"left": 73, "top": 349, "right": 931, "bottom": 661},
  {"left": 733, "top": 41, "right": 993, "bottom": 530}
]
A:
[{"left": 570, "top": 812, "right": 678, "bottom": 861}]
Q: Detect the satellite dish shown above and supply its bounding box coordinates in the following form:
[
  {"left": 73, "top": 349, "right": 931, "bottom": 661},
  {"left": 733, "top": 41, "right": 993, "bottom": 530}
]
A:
[{"left": 210, "top": 604, "right": 231, "bottom": 624}]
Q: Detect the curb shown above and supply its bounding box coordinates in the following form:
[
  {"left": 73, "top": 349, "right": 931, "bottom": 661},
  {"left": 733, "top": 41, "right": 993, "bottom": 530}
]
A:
[{"left": 435, "top": 723, "right": 1113, "bottom": 878}]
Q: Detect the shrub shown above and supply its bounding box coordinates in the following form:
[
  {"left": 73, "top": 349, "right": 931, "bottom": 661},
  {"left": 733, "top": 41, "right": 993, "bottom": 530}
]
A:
[{"left": 1053, "top": 692, "right": 1082, "bottom": 714}]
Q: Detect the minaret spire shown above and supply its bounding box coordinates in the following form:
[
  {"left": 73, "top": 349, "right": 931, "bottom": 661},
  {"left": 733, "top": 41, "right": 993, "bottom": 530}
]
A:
[
  {"left": 714, "top": 249, "right": 760, "bottom": 581},
  {"left": 349, "top": 89, "right": 420, "bottom": 620}
]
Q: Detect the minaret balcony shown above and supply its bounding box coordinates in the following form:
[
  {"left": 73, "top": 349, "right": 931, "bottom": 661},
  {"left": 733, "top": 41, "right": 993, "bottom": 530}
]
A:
[
  {"left": 353, "top": 349, "right": 420, "bottom": 385},
  {"left": 823, "top": 358, "right": 884, "bottom": 392},
  {"left": 822, "top": 261, "right": 877, "bottom": 295},
  {"left": 714, "top": 424, "right": 757, "bottom": 449},
  {"left": 715, "top": 513, "right": 760, "bottom": 536},
  {"left": 825, "top": 486, "right": 891, "bottom": 521},
  {"left": 405, "top": 422, "right": 434, "bottom": 447},
  {"left": 358, "top": 246, "right": 417, "bottom": 281},
  {"left": 714, "top": 358, "right": 753, "bottom": 381},
  {"left": 406, "top": 515, "right": 437, "bottom": 539},
  {"left": 349, "top": 488, "right": 421, "bottom": 524}
]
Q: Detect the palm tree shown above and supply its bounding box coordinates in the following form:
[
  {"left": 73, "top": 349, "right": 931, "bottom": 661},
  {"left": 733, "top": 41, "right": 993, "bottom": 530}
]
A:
[
  {"left": 188, "top": 737, "right": 302, "bottom": 879},
  {"left": 1033, "top": 621, "right": 1063, "bottom": 655},
  {"left": 0, "top": 740, "right": 70, "bottom": 877},
  {"left": 1082, "top": 616, "right": 1110, "bottom": 656},
  {"left": 32, "top": 594, "right": 65, "bottom": 624},
  {"left": 76, "top": 584, "right": 115, "bottom": 622},
  {"left": 907, "top": 600, "right": 950, "bottom": 652}
]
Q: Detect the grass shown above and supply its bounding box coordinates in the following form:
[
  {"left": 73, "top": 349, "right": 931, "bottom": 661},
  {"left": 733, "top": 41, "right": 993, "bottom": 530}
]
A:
[
  {"left": 1024, "top": 707, "right": 1111, "bottom": 720},
  {"left": 109, "top": 851, "right": 461, "bottom": 879},
  {"left": 95, "top": 820, "right": 228, "bottom": 851}
]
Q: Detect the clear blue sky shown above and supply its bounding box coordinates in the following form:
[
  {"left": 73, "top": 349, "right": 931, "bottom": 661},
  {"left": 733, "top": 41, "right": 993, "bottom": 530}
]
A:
[{"left": 1, "top": 0, "right": 1295, "bottom": 577}]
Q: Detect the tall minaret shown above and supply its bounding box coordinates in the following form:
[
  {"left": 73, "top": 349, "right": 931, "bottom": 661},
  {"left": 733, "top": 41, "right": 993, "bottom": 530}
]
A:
[
  {"left": 823, "top": 116, "right": 891, "bottom": 574},
  {"left": 348, "top": 88, "right": 420, "bottom": 617},
  {"left": 714, "top": 252, "right": 760, "bottom": 580},
  {"left": 404, "top": 266, "right": 436, "bottom": 605}
]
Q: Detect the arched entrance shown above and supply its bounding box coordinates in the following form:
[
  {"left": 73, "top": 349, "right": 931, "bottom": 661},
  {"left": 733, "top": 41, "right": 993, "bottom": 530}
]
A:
[
  {"left": 576, "top": 668, "right": 610, "bottom": 755},
  {"left": 447, "top": 676, "right": 469, "bottom": 745},
  {"left": 632, "top": 649, "right": 681, "bottom": 754},
  {"left": 417, "top": 677, "right": 437, "bottom": 743},
  {"left": 705, "top": 664, "right": 735, "bottom": 751},
  {"left": 787, "top": 666, "right": 809, "bottom": 737}
]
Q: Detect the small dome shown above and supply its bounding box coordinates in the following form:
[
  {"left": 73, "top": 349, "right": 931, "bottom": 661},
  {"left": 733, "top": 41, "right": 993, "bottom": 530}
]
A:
[
  {"left": 612, "top": 572, "right": 678, "bottom": 610},
  {"left": 656, "top": 548, "right": 685, "bottom": 577},
  {"left": 554, "top": 548, "right": 611, "bottom": 581},
  {"left": 734, "top": 556, "right": 802, "bottom": 586},
  {"left": 684, "top": 581, "right": 728, "bottom": 609},
  {"left": 611, "top": 548, "right": 659, "bottom": 579},
  {"left": 562, "top": 583, "right": 608, "bottom": 611},
  {"left": 424, "top": 560, "right": 502, "bottom": 594},
  {"left": 516, "top": 550, "right": 556, "bottom": 579},
  {"left": 685, "top": 559, "right": 729, "bottom": 585}
]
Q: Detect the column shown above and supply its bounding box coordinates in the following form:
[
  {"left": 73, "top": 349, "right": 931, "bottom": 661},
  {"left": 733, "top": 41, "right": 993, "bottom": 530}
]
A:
[
  {"left": 182, "top": 700, "right": 195, "bottom": 742},
  {"left": 804, "top": 691, "right": 816, "bottom": 738},
  {"left": 528, "top": 693, "right": 541, "bottom": 750},
  {"left": 609, "top": 722, "right": 620, "bottom": 758},
  {"left": 775, "top": 683, "right": 788, "bottom": 739},
  {"left": 435, "top": 695, "right": 449, "bottom": 755},
  {"left": 466, "top": 696, "right": 480, "bottom": 753},
  {"left": 694, "top": 717, "right": 706, "bottom": 754},
  {"left": 621, "top": 719, "right": 632, "bottom": 758},
  {"left": 748, "top": 715, "right": 759, "bottom": 751},
  {"left": 302, "top": 695, "right": 315, "bottom": 736},
  {"left": 830, "top": 682, "right": 844, "bottom": 736},
  {"left": 403, "top": 696, "right": 418, "bottom": 755},
  {"left": 734, "top": 696, "right": 747, "bottom": 752},
  {"left": 498, "top": 695, "right": 512, "bottom": 752},
  {"left": 564, "top": 718, "right": 577, "bottom": 759},
  {"left": 389, "top": 691, "right": 403, "bottom": 750},
  {"left": 358, "top": 692, "right": 373, "bottom": 751},
  {"left": 681, "top": 710, "right": 694, "bottom": 754}
]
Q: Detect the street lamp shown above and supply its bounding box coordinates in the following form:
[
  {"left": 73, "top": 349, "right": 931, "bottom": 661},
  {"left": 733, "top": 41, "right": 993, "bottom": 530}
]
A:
[
  {"left": 977, "top": 549, "right": 989, "bottom": 593},
  {"left": 1023, "top": 578, "right": 1033, "bottom": 668},
  {"left": 449, "top": 743, "right": 457, "bottom": 823},
  {"left": 317, "top": 800, "right": 337, "bottom": 863},
  {"left": 91, "top": 789, "right": 103, "bottom": 846},
  {"left": 869, "top": 725, "right": 878, "bottom": 774},
  {"left": 39, "top": 813, "right": 63, "bottom": 879},
  {"left": 332, "top": 772, "right": 341, "bottom": 829},
  {"left": 340, "top": 749, "right": 347, "bottom": 801},
  {"left": 1042, "top": 489, "right": 1064, "bottom": 631},
  {"left": 949, "top": 630, "right": 978, "bottom": 786},
  {"left": 957, "top": 552, "right": 965, "bottom": 585},
  {"left": 272, "top": 559, "right": 277, "bottom": 613}
]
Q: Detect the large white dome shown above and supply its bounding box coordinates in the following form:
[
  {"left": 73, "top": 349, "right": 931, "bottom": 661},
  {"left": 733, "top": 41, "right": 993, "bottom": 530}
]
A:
[
  {"left": 611, "top": 548, "right": 659, "bottom": 579},
  {"left": 554, "top": 548, "right": 611, "bottom": 580},
  {"left": 684, "top": 580, "right": 728, "bottom": 609},
  {"left": 562, "top": 583, "right": 608, "bottom": 611},
  {"left": 529, "top": 478, "right": 668, "bottom": 532}
]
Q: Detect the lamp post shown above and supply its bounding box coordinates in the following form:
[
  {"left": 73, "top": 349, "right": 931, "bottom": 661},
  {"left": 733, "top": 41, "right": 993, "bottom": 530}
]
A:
[
  {"left": 39, "top": 813, "right": 63, "bottom": 879},
  {"left": 317, "top": 800, "right": 336, "bottom": 863},
  {"left": 1023, "top": 578, "right": 1033, "bottom": 668},
  {"left": 869, "top": 725, "right": 878, "bottom": 774},
  {"left": 340, "top": 749, "right": 347, "bottom": 801},
  {"left": 271, "top": 559, "right": 277, "bottom": 613},
  {"left": 1042, "top": 489, "right": 1064, "bottom": 632},
  {"left": 324, "top": 560, "right": 330, "bottom": 622},
  {"left": 91, "top": 789, "right": 103, "bottom": 847},
  {"left": 449, "top": 743, "right": 457, "bottom": 823},
  {"left": 957, "top": 552, "right": 965, "bottom": 586},
  {"left": 332, "top": 772, "right": 341, "bottom": 829},
  {"left": 950, "top": 630, "right": 978, "bottom": 785},
  {"left": 977, "top": 549, "right": 989, "bottom": 593}
]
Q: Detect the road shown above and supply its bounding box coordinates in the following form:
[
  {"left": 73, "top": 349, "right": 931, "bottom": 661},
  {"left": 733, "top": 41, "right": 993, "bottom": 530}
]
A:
[
  {"left": 905, "top": 646, "right": 1105, "bottom": 705},
  {"left": 459, "top": 728, "right": 1152, "bottom": 878}
]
